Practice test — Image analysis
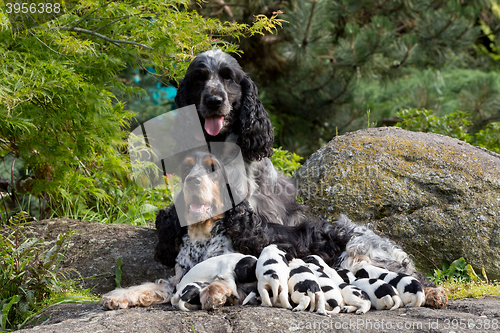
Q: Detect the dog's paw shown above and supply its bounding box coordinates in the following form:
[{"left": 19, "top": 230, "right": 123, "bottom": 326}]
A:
[
  {"left": 200, "top": 280, "right": 232, "bottom": 310},
  {"left": 101, "top": 290, "right": 130, "bottom": 310},
  {"left": 424, "top": 286, "right": 448, "bottom": 309}
]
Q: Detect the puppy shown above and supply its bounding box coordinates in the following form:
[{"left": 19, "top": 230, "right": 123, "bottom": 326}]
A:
[
  {"left": 288, "top": 258, "right": 326, "bottom": 315},
  {"left": 352, "top": 278, "right": 402, "bottom": 310},
  {"left": 255, "top": 244, "right": 292, "bottom": 309},
  {"left": 336, "top": 268, "right": 356, "bottom": 284},
  {"left": 304, "top": 261, "right": 344, "bottom": 314},
  {"left": 355, "top": 264, "right": 425, "bottom": 307},
  {"left": 171, "top": 253, "right": 257, "bottom": 310},
  {"left": 303, "top": 255, "right": 371, "bottom": 314},
  {"left": 176, "top": 282, "right": 210, "bottom": 311}
]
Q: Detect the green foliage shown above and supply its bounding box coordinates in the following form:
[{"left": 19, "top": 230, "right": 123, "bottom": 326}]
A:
[
  {"left": 270, "top": 147, "right": 303, "bottom": 177},
  {"left": 0, "top": 0, "right": 282, "bottom": 224},
  {"left": 395, "top": 108, "right": 500, "bottom": 153},
  {"left": 428, "top": 257, "right": 482, "bottom": 285},
  {"left": 396, "top": 109, "right": 472, "bottom": 142},
  {"left": 476, "top": 122, "right": 500, "bottom": 153},
  {"left": 0, "top": 213, "right": 96, "bottom": 331}
]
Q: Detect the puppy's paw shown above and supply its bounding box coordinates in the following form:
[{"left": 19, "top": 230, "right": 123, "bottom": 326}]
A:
[{"left": 424, "top": 286, "right": 448, "bottom": 309}]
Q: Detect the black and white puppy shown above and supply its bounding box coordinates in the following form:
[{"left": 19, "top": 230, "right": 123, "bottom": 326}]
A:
[
  {"left": 354, "top": 264, "right": 425, "bottom": 307},
  {"left": 288, "top": 258, "right": 327, "bottom": 315},
  {"left": 304, "top": 260, "right": 345, "bottom": 314},
  {"left": 171, "top": 253, "right": 257, "bottom": 310},
  {"left": 175, "top": 282, "right": 210, "bottom": 311},
  {"left": 352, "top": 278, "right": 402, "bottom": 310},
  {"left": 303, "top": 255, "right": 371, "bottom": 315},
  {"left": 336, "top": 268, "right": 356, "bottom": 284},
  {"left": 254, "top": 244, "right": 292, "bottom": 309}
]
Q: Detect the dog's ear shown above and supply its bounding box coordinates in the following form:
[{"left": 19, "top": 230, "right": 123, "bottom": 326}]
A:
[
  {"left": 174, "top": 77, "right": 189, "bottom": 108},
  {"left": 154, "top": 199, "right": 187, "bottom": 267},
  {"left": 237, "top": 74, "right": 274, "bottom": 161}
]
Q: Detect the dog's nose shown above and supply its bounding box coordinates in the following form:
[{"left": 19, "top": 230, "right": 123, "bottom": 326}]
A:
[
  {"left": 186, "top": 176, "right": 202, "bottom": 189},
  {"left": 205, "top": 96, "right": 223, "bottom": 109}
]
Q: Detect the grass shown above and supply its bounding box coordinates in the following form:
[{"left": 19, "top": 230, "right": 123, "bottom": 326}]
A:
[{"left": 443, "top": 280, "right": 500, "bottom": 300}]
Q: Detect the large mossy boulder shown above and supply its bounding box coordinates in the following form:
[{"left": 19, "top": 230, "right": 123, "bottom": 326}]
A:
[{"left": 295, "top": 127, "right": 500, "bottom": 279}]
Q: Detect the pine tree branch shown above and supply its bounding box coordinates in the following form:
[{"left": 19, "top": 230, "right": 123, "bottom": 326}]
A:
[
  {"left": 364, "top": 0, "right": 389, "bottom": 16},
  {"left": 302, "top": 1, "right": 317, "bottom": 47},
  {"left": 350, "top": 36, "right": 358, "bottom": 67},
  {"left": 424, "top": 12, "right": 456, "bottom": 42},
  {"left": 455, "top": 15, "right": 474, "bottom": 41},
  {"left": 434, "top": 13, "right": 456, "bottom": 38},
  {"left": 319, "top": 71, "right": 355, "bottom": 107},
  {"left": 303, "top": 67, "right": 337, "bottom": 94},
  {"left": 338, "top": 109, "right": 359, "bottom": 133},
  {"left": 390, "top": 44, "right": 411, "bottom": 68}
]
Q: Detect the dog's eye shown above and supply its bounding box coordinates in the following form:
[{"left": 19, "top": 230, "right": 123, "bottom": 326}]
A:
[
  {"left": 219, "top": 68, "right": 233, "bottom": 81},
  {"left": 202, "top": 156, "right": 219, "bottom": 173}
]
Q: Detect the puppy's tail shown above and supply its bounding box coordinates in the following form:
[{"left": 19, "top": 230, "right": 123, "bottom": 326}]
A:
[
  {"left": 242, "top": 290, "right": 258, "bottom": 306},
  {"left": 270, "top": 279, "right": 280, "bottom": 306},
  {"left": 390, "top": 295, "right": 403, "bottom": 310}
]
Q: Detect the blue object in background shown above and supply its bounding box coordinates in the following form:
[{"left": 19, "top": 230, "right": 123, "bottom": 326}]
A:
[{"left": 157, "top": 82, "right": 177, "bottom": 100}]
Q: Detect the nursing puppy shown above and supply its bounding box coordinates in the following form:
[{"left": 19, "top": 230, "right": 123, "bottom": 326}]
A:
[
  {"left": 304, "top": 261, "right": 345, "bottom": 314},
  {"left": 354, "top": 264, "right": 425, "bottom": 307},
  {"left": 303, "top": 255, "right": 371, "bottom": 315},
  {"left": 171, "top": 253, "right": 257, "bottom": 310},
  {"left": 176, "top": 282, "right": 210, "bottom": 311},
  {"left": 288, "top": 258, "right": 326, "bottom": 315},
  {"left": 255, "top": 245, "right": 292, "bottom": 309},
  {"left": 336, "top": 268, "right": 356, "bottom": 284},
  {"left": 352, "top": 278, "right": 402, "bottom": 310}
]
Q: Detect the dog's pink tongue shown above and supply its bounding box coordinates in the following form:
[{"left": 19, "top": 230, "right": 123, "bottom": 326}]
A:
[{"left": 204, "top": 116, "right": 224, "bottom": 136}]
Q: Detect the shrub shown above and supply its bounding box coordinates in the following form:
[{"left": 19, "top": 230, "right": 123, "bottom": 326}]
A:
[
  {"left": 395, "top": 108, "right": 500, "bottom": 153},
  {"left": 270, "top": 147, "right": 303, "bottom": 177}
]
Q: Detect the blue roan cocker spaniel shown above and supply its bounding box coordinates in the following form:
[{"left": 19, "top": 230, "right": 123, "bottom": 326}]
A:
[{"left": 101, "top": 50, "right": 448, "bottom": 311}]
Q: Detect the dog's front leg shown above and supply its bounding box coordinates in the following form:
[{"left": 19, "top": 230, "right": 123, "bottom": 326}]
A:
[
  {"left": 101, "top": 278, "right": 176, "bottom": 310},
  {"left": 101, "top": 262, "right": 187, "bottom": 311}
]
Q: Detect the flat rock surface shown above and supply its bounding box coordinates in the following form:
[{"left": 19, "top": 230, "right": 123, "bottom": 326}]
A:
[
  {"left": 19, "top": 296, "right": 500, "bottom": 333},
  {"left": 295, "top": 127, "right": 500, "bottom": 279}
]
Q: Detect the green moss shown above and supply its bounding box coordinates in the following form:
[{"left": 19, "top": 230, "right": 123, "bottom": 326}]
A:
[{"left": 444, "top": 280, "right": 500, "bottom": 300}]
